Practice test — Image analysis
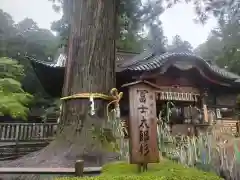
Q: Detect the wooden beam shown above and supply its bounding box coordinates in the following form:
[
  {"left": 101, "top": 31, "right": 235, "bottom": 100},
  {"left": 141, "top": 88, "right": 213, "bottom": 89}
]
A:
[{"left": 0, "top": 167, "right": 101, "bottom": 175}]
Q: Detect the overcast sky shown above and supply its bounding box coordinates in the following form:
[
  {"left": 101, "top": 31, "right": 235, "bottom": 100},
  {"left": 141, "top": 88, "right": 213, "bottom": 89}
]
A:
[{"left": 0, "top": 0, "right": 217, "bottom": 48}]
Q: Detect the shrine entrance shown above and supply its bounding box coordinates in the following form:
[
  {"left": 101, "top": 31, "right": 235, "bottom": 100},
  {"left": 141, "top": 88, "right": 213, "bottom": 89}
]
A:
[
  {"left": 129, "top": 66, "right": 211, "bottom": 136},
  {"left": 157, "top": 101, "right": 201, "bottom": 123},
  {"left": 156, "top": 87, "right": 207, "bottom": 136}
]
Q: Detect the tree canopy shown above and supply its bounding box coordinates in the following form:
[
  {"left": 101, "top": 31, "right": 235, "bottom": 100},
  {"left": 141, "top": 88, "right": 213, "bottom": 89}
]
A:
[
  {"left": 49, "top": 0, "right": 168, "bottom": 52},
  {"left": 49, "top": 0, "right": 239, "bottom": 54},
  {"left": 167, "top": 35, "right": 193, "bottom": 52},
  {"left": 195, "top": 4, "right": 240, "bottom": 74},
  {"left": 0, "top": 9, "right": 60, "bottom": 60},
  {"left": 0, "top": 9, "right": 61, "bottom": 120}
]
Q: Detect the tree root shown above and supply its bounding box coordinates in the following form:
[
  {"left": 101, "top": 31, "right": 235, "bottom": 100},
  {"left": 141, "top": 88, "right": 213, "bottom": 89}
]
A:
[
  {"left": 0, "top": 140, "right": 119, "bottom": 180},
  {"left": 0, "top": 100, "right": 120, "bottom": 179}
]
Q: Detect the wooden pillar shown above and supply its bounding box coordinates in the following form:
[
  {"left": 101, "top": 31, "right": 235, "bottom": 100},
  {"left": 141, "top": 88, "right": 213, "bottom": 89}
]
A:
[
  {"left": 236, "top": 122, "right": 240, "bottom": 135},
  {"left": 122, "top": 81, "right": 159, "bottom": 165},
  {"left": 75, "top": 160, "right": 84, "bottom": 177},
  {"left": 201, "top": 91, "right": 209, "bottom": 124}
]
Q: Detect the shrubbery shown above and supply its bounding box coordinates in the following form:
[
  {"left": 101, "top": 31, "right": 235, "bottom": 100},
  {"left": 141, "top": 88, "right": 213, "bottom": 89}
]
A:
[
  {"left": 0, "top": 57, "right": 33, "bottom": 119},
  {"left": 57, "top": 160, "right": 223, "bottom": 180}
]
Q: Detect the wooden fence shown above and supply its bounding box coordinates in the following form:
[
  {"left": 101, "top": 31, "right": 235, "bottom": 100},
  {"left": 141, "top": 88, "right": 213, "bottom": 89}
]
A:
[
  {"left": 0, "top": 123, "right": 58, "bottom": 142},
  {"left": 0, "top": 120, "right": 238, "bottom": 142}
]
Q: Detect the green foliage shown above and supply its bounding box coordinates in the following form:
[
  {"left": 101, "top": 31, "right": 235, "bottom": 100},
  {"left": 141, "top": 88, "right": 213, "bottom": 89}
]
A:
[
  {"left": 0, "top": 57, "right": 33, "bottom": 119},
  {"left": 194, "top": 35, "right": 223, "bottom": 61},
  {"left": 90, "top": 126, "right": 119, "bottom": 152},
  {"left": 166, "top": 0, "right": 239, "bottom": 24},
  {"left": 0, "top": 57, "right": 24, "bottom": 81},
  {"left": 49, "top": 0, "right": 167, "bottom": 52},
  {"left": 0, "top": 9, "right": 61, "bottom": 119},
  {"left": 116, "top": 33, "right": 144, "bottom": 52},
  {"left": 195, "top": 5, "right": 240, "bottom": 74},
  {"left": 167, "top": 35, "right": 193, "bottom": 52},
  {"left": 89, "top": 109, "right": 128, "bottom": 153},
  {"left": 40, "top": 98, "right": 61, "bottom": 122},
  {"left": 56, "top": 160, "right": 222, "bottom": 180},
  {"left": 15, "top": 18, "right": 60, "bottom": 58},
  {"left": 57, "top": 176, "right": 151, "bottom": 180},
  {"left": 0, "top": 9, "right": 59, "bottom": 60},
  {"left": 48, "top": 0, "right": 239, "bottom": 55}
]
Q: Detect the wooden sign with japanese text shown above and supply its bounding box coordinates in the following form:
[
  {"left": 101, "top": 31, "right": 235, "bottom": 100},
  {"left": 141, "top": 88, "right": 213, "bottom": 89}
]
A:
[{"left": 124, "top": 81, "right": 159, "bottom": 164}]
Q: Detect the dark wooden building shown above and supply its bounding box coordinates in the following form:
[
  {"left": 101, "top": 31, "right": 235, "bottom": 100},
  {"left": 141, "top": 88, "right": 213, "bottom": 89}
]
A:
[{"left": 29, "top": 48, "right": 240, "bottom": 135}]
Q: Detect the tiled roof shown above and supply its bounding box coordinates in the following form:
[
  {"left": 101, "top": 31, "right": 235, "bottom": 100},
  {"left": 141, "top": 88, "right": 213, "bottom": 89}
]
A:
[
  {"left": 27, "top": 56, "right": 64, "bottom": 68},
  {"left": 28, "top": 51, "right": 138, "bottom": 70},
  {"left": 120, "top": 51, "right": 240, "bottom": 81},
  {"left": 119, "top": 49, "right": 154, "bottom": 68},
  {"left": 28, "top": 50, "right": 240, "bottom": 82}
]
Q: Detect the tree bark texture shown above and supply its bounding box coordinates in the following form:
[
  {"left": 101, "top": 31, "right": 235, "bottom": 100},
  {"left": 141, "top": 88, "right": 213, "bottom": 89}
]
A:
[
  {"left": 62, "top": 0, "right": 116, "bottom": 128},
  {"left": 0, "top": 0, "right": 118, "bottom": 179},
  {"left": 58, "top": 0, "right": 118, "bottom": 163}
]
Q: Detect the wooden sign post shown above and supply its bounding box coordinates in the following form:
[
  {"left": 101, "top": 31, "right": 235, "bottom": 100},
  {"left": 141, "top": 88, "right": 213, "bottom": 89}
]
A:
[{"left": 122, "top": 81, "right": 159, "bottom": 171}]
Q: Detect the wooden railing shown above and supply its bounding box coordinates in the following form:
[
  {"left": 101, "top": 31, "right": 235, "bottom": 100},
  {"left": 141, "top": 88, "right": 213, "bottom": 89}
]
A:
[{"left": 0, "top": 123, "right": 58, "bottom": 142}]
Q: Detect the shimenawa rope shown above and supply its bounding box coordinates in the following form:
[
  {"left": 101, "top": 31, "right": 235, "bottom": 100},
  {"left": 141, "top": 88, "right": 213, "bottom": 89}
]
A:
[{"left": 60, "top": 88, "right": 123, "bottom": 118}]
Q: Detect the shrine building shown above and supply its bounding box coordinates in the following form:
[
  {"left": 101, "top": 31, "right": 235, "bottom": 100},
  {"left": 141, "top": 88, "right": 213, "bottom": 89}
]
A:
[{"left": 29, "top": 48, "right": 240, "bottom": 135}]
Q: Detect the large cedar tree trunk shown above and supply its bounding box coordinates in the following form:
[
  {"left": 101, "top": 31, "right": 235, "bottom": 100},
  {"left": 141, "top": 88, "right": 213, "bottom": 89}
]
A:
[
  {"left": 1, "top": 0, "right": 117, "bottom": 179},
  {"left": 58, "top": 0, "right": 118, "bottom": 166}
]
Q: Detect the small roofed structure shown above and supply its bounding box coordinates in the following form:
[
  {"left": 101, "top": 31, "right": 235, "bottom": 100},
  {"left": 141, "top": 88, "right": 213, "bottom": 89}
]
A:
[
  {"left": 28, "top": 50, "right": 138, "bottom": 97},
  {"left": 29, "top": 47, "right": 240, "bottom": 135}
]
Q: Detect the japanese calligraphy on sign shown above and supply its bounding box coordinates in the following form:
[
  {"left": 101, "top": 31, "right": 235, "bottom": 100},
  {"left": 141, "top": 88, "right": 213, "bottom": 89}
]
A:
[
  {"left": 139, "top": 115, "right": 150, "bottom": 156},
  {"left": 123, "top": 81, "right": 159, "bottom": 164}
]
